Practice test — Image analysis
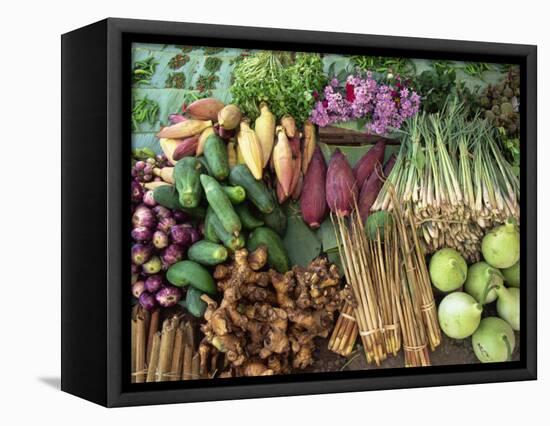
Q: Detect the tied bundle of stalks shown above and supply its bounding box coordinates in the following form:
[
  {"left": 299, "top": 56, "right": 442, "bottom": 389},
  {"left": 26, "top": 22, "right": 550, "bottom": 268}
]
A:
[
  {"left": 328, "top": 300, "right": 359, "bottom": 356},
  {"left": 131, "top": 309, "right": 222, "bottom": 383},
  {"left": 372, "top": 101, "right": 519, "bottom": 262},
  {"left": 331, "top": 189, "right": 440, "bottom": 367}
]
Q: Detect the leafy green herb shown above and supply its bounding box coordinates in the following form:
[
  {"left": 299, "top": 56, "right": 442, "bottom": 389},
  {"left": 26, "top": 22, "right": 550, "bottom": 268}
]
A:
[
  {"left": 498, "top": 127, "right": 520, "bottom": 176},
  {"left": 132, "top": 97, "right": 159, "bottom": 131},
  {"left": 165, "top": 72, "right": 186, "bottom": 89},
  {"left": 462, "top": 62, "right": 492, "bottom": 80},
  {"left": 168, "top": 53, "right": 190, "bottom": 69},
  {"left": 231, "top": 51, "right": 326, "bottom": 122},
  {"left": 414, "top": 66, "right": 456, "bottom": 113},
  {"left": 351, "top": 55, "right": 416, "bottom": 77},
  {"left": 132, "top": 56, "right": 158, "bottom": 86},
  {"left": 203, "top": 46, "right": 224, "bottom": 55},
  {"left": 195, "top": 74, "right": 219, "bottom": 93},
  {"left": 204, "top": 56, "right": 222, "bottom": 74}
]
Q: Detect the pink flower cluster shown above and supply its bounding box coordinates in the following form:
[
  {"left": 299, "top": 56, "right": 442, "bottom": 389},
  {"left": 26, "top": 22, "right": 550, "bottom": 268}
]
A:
[{"left": 310, "top": 72, "right": 421, "bottom": 135}]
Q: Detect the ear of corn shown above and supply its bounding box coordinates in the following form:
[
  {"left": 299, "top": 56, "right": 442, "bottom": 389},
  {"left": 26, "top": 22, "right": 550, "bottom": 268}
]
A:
[
  {"left": 237, "top": 122, "right": 264, "bottom": 179},
  {"left": 273, "top": 126, "right": 294, "bottom": 196},
  {"left": 227, "top": 141, "right": 237, "bottom": 168},
  {"left": 236, "top": 143, "right": 246, "bottom": 164},
  {"left": 254, "top": 102, "right": 276, "bottom": 167},
  {"left": 156, "top": 119, "right": 212, "bottom": 139},
  {"left": 196, "top": 127, "right": 215, "bottom": 156},
  {"left": 302, "top": 120, "right": 317, "bottom": 174},
  {"left": 159, "top": 138, "right": 180, "bottom": 165}
]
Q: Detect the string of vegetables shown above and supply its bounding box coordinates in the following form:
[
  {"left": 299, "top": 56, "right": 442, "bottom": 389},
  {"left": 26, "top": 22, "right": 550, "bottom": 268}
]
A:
[
  {"left": 132, "top": 56, "right": 158, "bottom": 85},
  {"left": 132, "top": 97, "right": 160, "bottom": 131}
]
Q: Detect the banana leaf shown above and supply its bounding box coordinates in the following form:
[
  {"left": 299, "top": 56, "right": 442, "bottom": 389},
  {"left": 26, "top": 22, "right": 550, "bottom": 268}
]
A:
[{"left": 282, "top": 202, "right": 321, "bottom": 267}]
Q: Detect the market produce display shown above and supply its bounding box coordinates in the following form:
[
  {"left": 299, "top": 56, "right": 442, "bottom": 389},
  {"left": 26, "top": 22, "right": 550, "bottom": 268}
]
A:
[{"left": 129, "top": 42, "right": 522, "bottom": 382}]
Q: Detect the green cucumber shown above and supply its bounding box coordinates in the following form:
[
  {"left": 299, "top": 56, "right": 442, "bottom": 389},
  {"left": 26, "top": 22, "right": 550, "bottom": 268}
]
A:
[
  {"left": 200, "top": 174, "right": 241, "bottom": 235},
  {"left": 188, "top": 241, "right": 228, "bottom": 266},
  {"left": 174, "top": 157, "right": 203, "bottom": 208},
  {"left": 152, "top": 185, "right": 205, "bottom": 219},
  {"left": 247, "top": 227, "right": 289, "bottom": 273},
  {"left": 222, "top": 185, "right": 246, "bottom": 204},
  {"left": 166, "top": 260, "right": 216, "bottom": 295},
  {"left": 204, "top": 208, "right": 221, "bottom": 243},
  {"left": 228, "top": 165, "right": 275, "bottom": 214},
  {"left": 196, "top": 156, "right": 212, "bottom": 176},
  {"left": 235, "top": 202, "right": 264, "bottom": 230},
  {"left": 207, "top": 207, "right": 245, "bottom": 251},
  {"left": 261, "top": 201, "right": 287, "bottom": 236},
  {"left": 185, "top": 287, "right": 207, "bottom": 318},
  {"left": 153, "top": 185, "right": 181, "bottom": 210},
  {"left": 204, "top": 134, "right": 230, "bottom": 180}
]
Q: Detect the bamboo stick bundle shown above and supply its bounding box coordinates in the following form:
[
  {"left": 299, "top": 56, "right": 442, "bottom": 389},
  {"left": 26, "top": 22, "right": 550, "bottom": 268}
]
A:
[
  {"left": 146, "top": 332, "right": 161, "bottom": 382},
  {"left": 328, "top": 300, "right": 358, "bottom": 356},
  {"left": 169, "top": 324, "right": 185, "bottom": 381},
  {"left": 146, "top": 309, "right": 160, "bottom": 366},
  {"left": 182, "top": 344, "right": 193, "bottom": 380},
  {"left": 156, "top": 316, "right": 179, "bottom": 382},
  {"left": 332, "top": 212, "right": 386, "bottom": 365},
  {"left": 192, "top": 353, "right": 200, "bottom": 380},
  {"left": 135, "top": 308, "right": 148, "bottom": 383}
]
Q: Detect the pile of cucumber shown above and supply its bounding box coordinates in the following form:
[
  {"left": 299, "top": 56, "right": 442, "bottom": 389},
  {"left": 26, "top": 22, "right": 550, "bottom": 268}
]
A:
[{"left": 151, "top": 133, "right": 291, "bottom": 317}]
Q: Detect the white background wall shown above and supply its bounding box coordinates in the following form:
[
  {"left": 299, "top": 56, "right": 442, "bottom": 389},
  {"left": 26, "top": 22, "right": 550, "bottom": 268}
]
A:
[{"left": 0, "top": 0, "right": 546, "bottom": 423}]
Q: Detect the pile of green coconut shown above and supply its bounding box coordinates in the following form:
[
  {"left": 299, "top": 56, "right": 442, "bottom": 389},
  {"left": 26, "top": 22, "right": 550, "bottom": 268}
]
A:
[{"left": 429, "top": 220, "right": 520, "bottom": 363}]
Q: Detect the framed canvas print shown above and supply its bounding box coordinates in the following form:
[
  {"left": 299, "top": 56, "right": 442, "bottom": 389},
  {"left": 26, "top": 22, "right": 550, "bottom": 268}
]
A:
[{"left": 61, "top": 18, "right": 537, "bottom": 407}]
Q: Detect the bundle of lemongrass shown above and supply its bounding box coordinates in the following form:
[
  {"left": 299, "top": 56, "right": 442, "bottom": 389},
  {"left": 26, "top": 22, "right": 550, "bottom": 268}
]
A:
[
  {"left": 372, "top": 101, "right": 519, "bottom": 262},
  {"left": 331, "top": 193, "right": 440, "bottom": 367}
]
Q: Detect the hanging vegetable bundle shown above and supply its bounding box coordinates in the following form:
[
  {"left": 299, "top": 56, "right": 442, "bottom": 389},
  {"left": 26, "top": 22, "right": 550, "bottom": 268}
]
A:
[{"left": 372, "top": 101, "right": 519, "bottom": 261}]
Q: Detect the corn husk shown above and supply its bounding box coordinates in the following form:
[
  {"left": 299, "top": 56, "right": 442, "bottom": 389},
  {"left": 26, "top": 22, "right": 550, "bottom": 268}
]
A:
[
  {"left": 273, "top": 126, "right": 294, "bottom": 196},
  {"left": 302, "top": 121, "right": 316, "bottom": 174},
  {"left": 196, "top": 127, "right": 215, "bottom": 156},
  {"left": 237, "top": 121, "right": 264, "bottom": 179},
  {"left": 159, "top": 138, "right": 179, "bottom": 165},
  {"left": 157, "top": 119, "right": 212, "bottom": 139},
  {"left": 254, "top": 102, "right": 276, "bottom": 167},
  {"left": 227, "top": 141, "right": 237, "bottom": 168}
]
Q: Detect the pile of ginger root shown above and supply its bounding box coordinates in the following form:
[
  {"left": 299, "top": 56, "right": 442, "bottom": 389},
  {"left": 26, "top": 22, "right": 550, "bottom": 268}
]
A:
[{"left": 199, "top": 246, "right": 345, "bottom": 377}]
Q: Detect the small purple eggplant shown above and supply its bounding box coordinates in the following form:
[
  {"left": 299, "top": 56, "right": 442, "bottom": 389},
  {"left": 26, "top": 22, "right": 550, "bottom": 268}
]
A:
[
  {"left": 155, "top": 286, "right": 182, "bottom": 307},
  {"left": 153, "top": 205, "right": 172, "bottom": 220},
  {"left": 131, "top": 226, "right": 153, "bottom": 242},
  {"left": 143, "top": 190, "right": 157, "bottom": 207},
  {"left": 152, "top": 230, "right": 169, "bottom": 249},
  {"left": 157, "top": 217, "right": 176, "bottom": 233},
  {"left": 132, "top": 205, "right": 156, "bottom": 228},
  {"left": 172, "top": 210, "right": 189, "bottom": 222},
  {"left": 189, "top": 228, "right": 201, "bottom": 244},
  {"left": 131, "top": 180, "right": 144, "bottom": 203},
  {"left": 131, "top": 243, "right": 153, "bottom": 265},
  {"left": 132, "top": 281, "right": 146, "bottom": 298},
  {"left": 142, "top": 255, "right": 162, "bottom": 274},
  {"left": 139, "top": 291, "right": 157, "bottom": 310},
  {"left": 161, "top": 244, "right": 183, "bottom": 266},
  {"left": 145, "top": 275, "right": 163, "bottom": 293},
  {"left": 170, "top": 224, "right": 192, "bottom": 246}
]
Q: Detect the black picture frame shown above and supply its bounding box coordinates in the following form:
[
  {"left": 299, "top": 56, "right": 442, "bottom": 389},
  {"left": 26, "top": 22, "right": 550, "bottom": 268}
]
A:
[{"left": 61, "top": 17, "right": 537, "bottom": 407}]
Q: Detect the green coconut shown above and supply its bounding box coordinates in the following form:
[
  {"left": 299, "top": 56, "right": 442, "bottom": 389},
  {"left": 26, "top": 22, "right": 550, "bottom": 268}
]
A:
[
  {"left": 429, "top": 248, "right": 468, "bottom": 292},
  {"left": 438, "top": 292, "right": 483, "bottom": 339},
  {"left": 481, "top": 221, "right": 520, "bottom": 269},
  {"left": 501, "top": 261, "right": 520, "bottom": 287},
  {"left": 496, "top": 286, "right": 520, "bottom": 331},
  {"left": 472, "top": 317, "right": 516, "bottom": 363},
  {"left": 464, "top": 261, "right": 503, "bottom": 304}
]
